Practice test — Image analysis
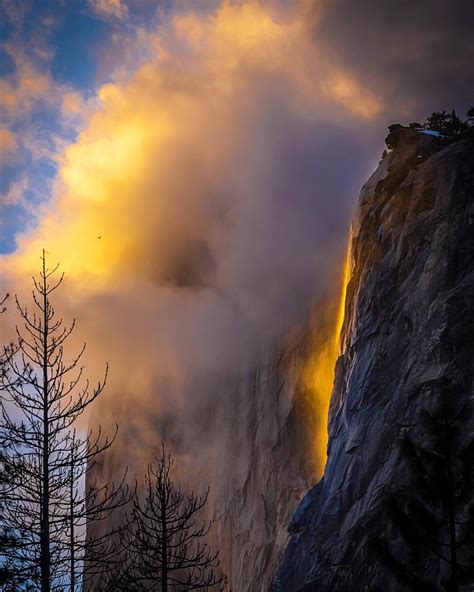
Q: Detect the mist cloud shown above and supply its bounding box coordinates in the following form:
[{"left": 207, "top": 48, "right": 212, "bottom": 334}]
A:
[
  {"left": 1, "top": 0, "right": 471, "bottom": 470},
  {"left": 313, "top": 0, "right": 474, "bottom": 119}
]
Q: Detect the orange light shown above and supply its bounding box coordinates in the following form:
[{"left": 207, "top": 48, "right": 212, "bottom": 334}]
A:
[{"left": 302, "top": 237, "right": 352, "bottom": 476}]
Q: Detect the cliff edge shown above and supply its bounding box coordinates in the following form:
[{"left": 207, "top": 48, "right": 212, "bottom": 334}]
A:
[{"left": 274, "top": 128, "right": 474, "bottom": 591}]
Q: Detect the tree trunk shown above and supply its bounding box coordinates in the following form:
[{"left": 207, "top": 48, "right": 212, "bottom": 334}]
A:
[
  {"left": 41, "top": 252, "right": 51, "bottom": 592},
  {"left": 70, "top": 447, "right": 75, "bottom": 592},
  {"left": 161, "top": 501, "right": 168, "bottom": 592}
]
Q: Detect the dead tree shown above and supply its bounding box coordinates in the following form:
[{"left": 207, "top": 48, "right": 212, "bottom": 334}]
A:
[
  {"left": 0, "top": 447, "right": 25, "bottom": 590},
  {"left": 0, "top": 293, "right": 8, "bottom": 314},
  {"left": 0, "top": 252, "right": 128, "bottom": 591},
  {"left": 0, "top": 292, "right": 20, "bottom": 589},
  {"left": 63, "top": 429, "right": 130, "bottom": 591},
  {"left": 118, "top": 443, "right": 226, "bottom": 591}
]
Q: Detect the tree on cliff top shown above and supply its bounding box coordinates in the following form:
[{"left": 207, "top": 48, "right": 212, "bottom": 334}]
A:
[
  {"left": 424, "top": 110, "right": 467, "bottom": 134},
  {"left": 371, "top": 381, "right": 474, "bottom": 592},
  {"left": 106, "top": 443, "right": 226, "bottom": 592}
]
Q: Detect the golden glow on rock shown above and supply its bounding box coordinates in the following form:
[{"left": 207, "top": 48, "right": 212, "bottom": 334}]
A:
[
  {"left": 303, "top": 238, "right": 352, "bottom": 476},
  {"left": 336, "top": 238, "right": 352, "bottom": 356}
]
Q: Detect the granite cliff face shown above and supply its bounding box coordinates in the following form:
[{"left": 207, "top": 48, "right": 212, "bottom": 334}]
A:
[
  {"left": 274, "top": 130, "right": 474, "bottom": 590},
  {"left": 87, "top": 347, "right": 323, "bottom": 592},
  {"left": 195, "top": 357, "right": 317, "bottom": 591}
]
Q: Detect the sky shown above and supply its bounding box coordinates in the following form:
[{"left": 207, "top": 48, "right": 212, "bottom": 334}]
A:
[
  {"left": 0, "top": 0, "right": 157, "bottom": 252},
  {"left": 1, "top": 0, "right": 473, "bottom": 471},
  {"left": 1, "top": 0, "right": 473, "bottom": 254}
]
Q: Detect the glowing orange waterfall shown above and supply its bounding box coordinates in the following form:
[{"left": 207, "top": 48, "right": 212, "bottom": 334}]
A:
[
  {"left": 303, "top": 237, "right": 352, "bottom": 475},
  {"left": 335, "top": 237, "right": 352, "bottom": 356}
]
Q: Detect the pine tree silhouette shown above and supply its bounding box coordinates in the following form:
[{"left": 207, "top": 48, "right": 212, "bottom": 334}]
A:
[
  {"left": 424, "top": 110, "right": 467, "bottom": 134},
  {"left": 103, "top": 443, "right": 226, "bottom": 591}
]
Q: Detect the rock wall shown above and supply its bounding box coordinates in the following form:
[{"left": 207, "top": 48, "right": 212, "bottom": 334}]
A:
[
  {"left": 87, "top": 343, "right": 324, "bottom": 592},
  {"left": 274, "top": 130, "right": 474, "bottom": 590},
  {"left": 197, "top": 355, "right": 317, "bottom": 591}
]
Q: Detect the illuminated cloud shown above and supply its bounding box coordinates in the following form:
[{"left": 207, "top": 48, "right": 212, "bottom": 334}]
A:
[
  {"left": 89, "top": 0, "right": 129, "bottom": 20},
  {"left": 323, "top": 72, "right": 381, "bottom": 120},
  {"left": 61, "top": 92, "right": 84, "bottom": 116},
  {"left": 1, "top": 176, "right": 26, "bottom": 205},
  {"left": 0, "top": 49, "right": 51, "bottom": 120},
  {"left": 10, "top": 1, "right": 378, "bottom": 284},
  {"left": 0, "top": 129, "right": 17, "bottom": 165},
  {"left": 2, "top": 1, "right": 380, "bottom": 433}
]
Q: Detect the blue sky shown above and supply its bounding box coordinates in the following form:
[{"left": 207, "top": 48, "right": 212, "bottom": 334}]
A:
[{"left": 0, "top": 0, "right": 163, "bottom": 253}]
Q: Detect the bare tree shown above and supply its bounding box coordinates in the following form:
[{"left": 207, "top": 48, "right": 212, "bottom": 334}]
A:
[
  {"left": 114, "top": 443, "right": 226, "bottom": 591},
  {"left": 63, "top": 429, "right": 129, "bottom": 591},
  {"left": 0, "top": 292, "right": 8, "bottom": 314},
  {"left": 0, "top": 292, "right": 20, "bottom": 589},
  {"left": 0, "top": 252, "right": 127, "bottom": 591},
  {"left": 0, "top": 446, "right": 25, "bottom": 590}
]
